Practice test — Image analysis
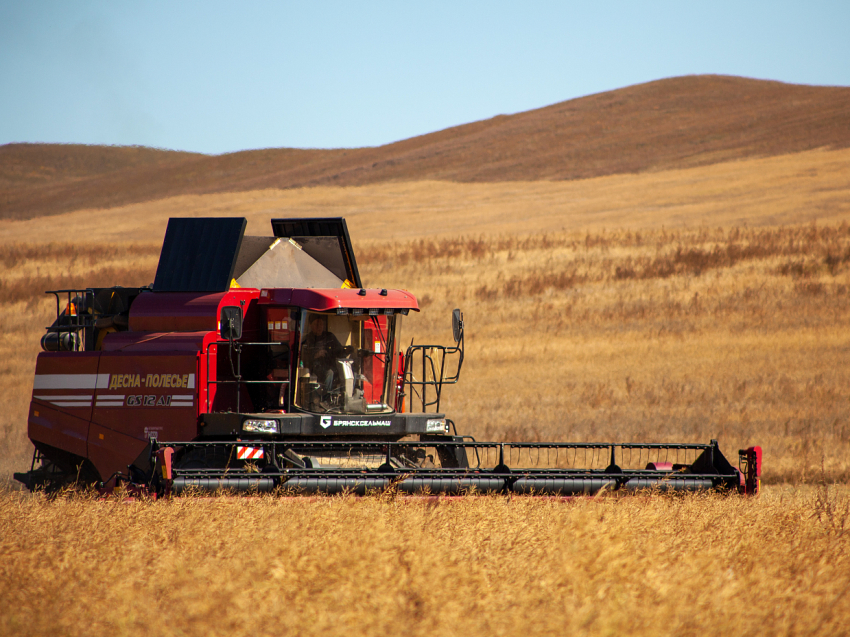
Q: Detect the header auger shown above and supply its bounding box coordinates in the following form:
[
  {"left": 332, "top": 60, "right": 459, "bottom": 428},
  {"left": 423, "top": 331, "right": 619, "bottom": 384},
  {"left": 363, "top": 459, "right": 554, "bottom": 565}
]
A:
[{"left": 16, "top": 217, "right": 761, "bottom": 497}]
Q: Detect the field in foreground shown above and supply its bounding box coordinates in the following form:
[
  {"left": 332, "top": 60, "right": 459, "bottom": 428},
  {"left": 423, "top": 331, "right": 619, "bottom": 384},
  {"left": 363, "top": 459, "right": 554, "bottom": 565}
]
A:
[{"left": 1, "top": 485, "right": 848, "bottom": 636}]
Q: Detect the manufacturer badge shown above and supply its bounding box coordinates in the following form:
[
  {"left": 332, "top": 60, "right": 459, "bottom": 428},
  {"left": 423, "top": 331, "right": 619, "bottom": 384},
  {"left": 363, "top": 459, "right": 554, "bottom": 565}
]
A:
[{"left": 320, "top": 416, "right": 332, "bottom": 429}]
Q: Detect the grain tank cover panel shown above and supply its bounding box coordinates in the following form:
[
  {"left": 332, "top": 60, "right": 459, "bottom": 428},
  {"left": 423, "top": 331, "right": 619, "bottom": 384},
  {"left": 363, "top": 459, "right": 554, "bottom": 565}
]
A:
[
  {"left": 270, "top": 218, "right": 362, "bottom": 288},
  {"left": 154, "top": 217, "right": 247, "bottom": 292},
  {"left": 236, "top": 239, "right": 343, "bottom": 289},
  {"left": 232, "top": 236, "right": 276, "bottom": 280}
]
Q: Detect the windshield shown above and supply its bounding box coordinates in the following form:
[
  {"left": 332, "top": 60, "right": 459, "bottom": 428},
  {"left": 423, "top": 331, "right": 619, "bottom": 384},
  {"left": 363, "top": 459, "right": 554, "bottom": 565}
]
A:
[{"left": 294, "top": 311, "right": 400, "bottom": 414}]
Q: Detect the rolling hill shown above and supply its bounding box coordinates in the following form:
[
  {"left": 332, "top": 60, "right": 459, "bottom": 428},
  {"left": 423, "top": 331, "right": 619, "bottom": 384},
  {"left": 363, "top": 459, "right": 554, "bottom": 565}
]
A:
[{"left": 2, "top": 74, "right": 849, "bottom": 220}]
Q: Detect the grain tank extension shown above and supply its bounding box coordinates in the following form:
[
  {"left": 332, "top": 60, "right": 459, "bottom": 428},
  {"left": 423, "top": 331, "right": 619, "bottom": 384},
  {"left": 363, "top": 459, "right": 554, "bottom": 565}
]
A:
[{"left": 16, "top": 217, "right": 762, "bottom": 496}]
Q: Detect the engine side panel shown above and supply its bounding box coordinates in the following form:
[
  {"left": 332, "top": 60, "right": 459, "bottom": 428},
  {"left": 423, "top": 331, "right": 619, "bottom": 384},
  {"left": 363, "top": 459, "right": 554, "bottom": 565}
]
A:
[
  {"left": 30, "top": 352, "right": 102, "bottom": 460},
  {"left": 93, "top": 352, "right": 200, "bottom": 442},
  {"left": 87, "top": 351, "right": 200, "bottom": 482}
]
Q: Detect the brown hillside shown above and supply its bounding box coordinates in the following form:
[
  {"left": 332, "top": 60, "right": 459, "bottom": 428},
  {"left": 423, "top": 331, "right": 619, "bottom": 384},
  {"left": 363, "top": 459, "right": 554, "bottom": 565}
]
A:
[
  {"left": 2, "top": 75, "right": 849, "bottom": 220},
  {"left": 0, "top": 144, "right": 201, "bottom": 191}
]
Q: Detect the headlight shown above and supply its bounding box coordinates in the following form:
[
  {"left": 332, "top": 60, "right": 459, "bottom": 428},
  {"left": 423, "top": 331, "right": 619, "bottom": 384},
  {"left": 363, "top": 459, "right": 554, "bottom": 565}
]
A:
[
  {"left": 426, "top": 418, "right": 447, "bottom": 433},
  {"left": 242, "top": 419, "right": 279, "bottom": 434}
]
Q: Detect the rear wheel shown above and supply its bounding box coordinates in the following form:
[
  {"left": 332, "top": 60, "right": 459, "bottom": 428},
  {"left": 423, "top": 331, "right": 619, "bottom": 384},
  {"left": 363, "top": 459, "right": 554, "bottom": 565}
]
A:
[{"left": 16, "top": 445, "right": 101, "bottom": 493}]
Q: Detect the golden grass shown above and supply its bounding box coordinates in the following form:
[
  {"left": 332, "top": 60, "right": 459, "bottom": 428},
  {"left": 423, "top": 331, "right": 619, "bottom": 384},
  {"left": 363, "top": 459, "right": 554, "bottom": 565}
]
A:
[
  {"left": 1, "top": 486, "right": 849, "bottom": 637},
  {"left": 1, "top": 148, "right": 849, "bottom": 246}
]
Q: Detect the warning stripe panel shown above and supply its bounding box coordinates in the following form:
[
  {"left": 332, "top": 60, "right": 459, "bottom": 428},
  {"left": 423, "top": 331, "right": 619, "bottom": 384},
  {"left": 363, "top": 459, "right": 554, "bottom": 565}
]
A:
[{"left": 237, "top": 446, "right": 264, "bottom": 460}]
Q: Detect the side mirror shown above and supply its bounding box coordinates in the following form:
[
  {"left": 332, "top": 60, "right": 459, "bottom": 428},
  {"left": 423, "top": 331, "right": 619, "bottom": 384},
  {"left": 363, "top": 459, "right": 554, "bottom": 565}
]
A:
[
  {"left": 220, "top": 306, "right": 243, "bottom": 340},
  {"left": 451, "top": 308, "right": 463, "bottom": 343}
]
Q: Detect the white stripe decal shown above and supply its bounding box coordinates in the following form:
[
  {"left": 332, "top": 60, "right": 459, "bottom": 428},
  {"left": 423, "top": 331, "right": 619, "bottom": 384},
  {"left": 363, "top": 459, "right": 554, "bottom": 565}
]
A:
[
  {"left": 51, "top": 401, "right": 92, "bottom": 408},
  {"left": 34, "top": 395, "right": 92, "bottom": 401},
  {"left": 33, "top": 375, "right": 99, "bottom": 390},
  {"left": 187, "top": 374, "right": 195, "bottom": 389},
  {"left": 97, "top": 374, "right": 111, "bottom": 389},
  {"left": 96, "top": 401, "right": 124, "bottom": 406},
  {"left": 97, "top": 395, "right": 126, "bottom": 399}
]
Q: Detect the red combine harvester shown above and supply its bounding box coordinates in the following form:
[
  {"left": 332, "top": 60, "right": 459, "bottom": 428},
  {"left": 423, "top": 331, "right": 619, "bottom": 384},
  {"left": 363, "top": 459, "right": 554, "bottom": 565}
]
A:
[{"left": 16, "top": 217, "right": 761, "bottom": 496}]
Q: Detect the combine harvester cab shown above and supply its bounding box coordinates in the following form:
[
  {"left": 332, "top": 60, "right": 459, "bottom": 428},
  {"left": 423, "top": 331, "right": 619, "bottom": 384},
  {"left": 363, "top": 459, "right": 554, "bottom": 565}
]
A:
[{"left": 17, "top": 217, "right": 761, "bottom": 497}]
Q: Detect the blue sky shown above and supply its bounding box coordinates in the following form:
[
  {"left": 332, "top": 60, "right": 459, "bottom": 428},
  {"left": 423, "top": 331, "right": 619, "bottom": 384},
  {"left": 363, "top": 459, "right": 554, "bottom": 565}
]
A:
[{"left": 1, "top": 1, "right": 848, "bottom": 154}]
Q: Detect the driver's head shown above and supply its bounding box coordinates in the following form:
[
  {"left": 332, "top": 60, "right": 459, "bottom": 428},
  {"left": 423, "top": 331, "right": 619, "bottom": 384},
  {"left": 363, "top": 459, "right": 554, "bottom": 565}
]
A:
[{"left": 309, "top": 315, "right": 327, "bottom": 336}]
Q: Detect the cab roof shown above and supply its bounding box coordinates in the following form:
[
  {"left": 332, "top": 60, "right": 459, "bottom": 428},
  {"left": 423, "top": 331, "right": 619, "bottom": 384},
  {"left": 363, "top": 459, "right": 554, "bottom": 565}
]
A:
[{"left": 258, "top": 288, "right": 419, "bottom": 313}]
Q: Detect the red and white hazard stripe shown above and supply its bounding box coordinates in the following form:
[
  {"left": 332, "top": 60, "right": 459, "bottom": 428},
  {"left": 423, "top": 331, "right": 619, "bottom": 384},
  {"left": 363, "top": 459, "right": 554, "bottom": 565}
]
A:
[{"left": 237, "top": 446, "right": 264, "bottom": 460}]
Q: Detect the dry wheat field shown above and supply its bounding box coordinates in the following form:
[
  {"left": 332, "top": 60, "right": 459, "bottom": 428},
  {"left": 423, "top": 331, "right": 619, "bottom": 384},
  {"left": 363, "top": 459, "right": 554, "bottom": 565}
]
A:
[
  {"left": 1, "top": 486, "right": 849, "bottom": 636},
  {"left": 3, "top": 222, "right": 850, "bottom": 481},
  {"left": 2, "top": 210, "right": 850, "bottom": 633}
]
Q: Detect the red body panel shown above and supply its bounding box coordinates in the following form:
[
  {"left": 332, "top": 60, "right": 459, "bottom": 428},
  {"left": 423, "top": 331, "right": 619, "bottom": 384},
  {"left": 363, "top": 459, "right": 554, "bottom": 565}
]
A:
[
  {"left": 363, "top": 321, "right": 387, "bottom": 403},
  {"left": 102, "top": 331, "right": 211, "bottom": 353},
  {"left": 88, "top": 422, "right": 150, "bottom": 484},
  {"left": 129, "top": 289, "right": 261, "bottom": 332},
  {"left": 29, "top": 402, "right": 90, "bottom": 460},
  {"left": 752, "top": 446, "right": 763, "bottom": 477}
]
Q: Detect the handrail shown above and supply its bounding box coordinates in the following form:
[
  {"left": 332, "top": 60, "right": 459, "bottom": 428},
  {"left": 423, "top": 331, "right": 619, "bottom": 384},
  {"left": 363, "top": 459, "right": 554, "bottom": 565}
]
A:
[
  {"left": 402, "top": 338, "right": 464, "bottom": 413},
  {"left": 45, "top": 288, "right": 95, "bottom": 352},
  {"left": 204, "top": 341, "right": 290, "bottom": 413}
]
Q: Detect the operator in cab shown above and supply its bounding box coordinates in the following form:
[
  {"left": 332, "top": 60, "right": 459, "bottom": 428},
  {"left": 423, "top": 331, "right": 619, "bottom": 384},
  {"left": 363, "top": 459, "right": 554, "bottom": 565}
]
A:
[{"left": 300, "top": 314, "right": 347, "bottom": 391}]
